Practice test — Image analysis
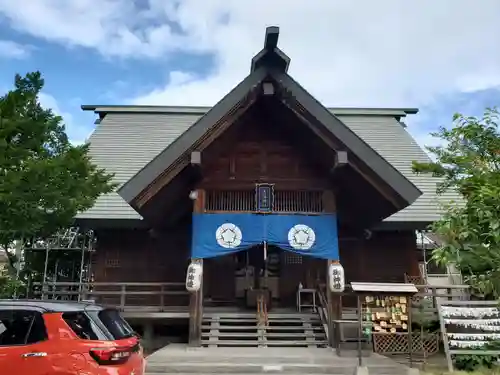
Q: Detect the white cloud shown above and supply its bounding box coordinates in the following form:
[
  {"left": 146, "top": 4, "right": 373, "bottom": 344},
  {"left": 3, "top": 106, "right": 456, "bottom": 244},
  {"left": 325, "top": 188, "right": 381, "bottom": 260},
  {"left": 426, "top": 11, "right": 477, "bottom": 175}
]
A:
[
  {"left": 0, "top": 40, "right": 32, "bottom": 59},
  {"left": 38, "top": 93, "right": 91, "bottom": 145},
  {"left": 1, "top": 0, "right": 500, "bottom": 146}
]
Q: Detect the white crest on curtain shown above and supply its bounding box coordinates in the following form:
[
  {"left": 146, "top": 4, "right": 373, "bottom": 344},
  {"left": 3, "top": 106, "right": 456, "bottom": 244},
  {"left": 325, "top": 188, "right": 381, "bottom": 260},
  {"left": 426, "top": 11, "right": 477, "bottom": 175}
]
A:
[
  {"left": 215, "top": 223, "right": 243, "bottom": 248},
  {"left": 288, "top": 224, "right": 315, "bottom": 250}
]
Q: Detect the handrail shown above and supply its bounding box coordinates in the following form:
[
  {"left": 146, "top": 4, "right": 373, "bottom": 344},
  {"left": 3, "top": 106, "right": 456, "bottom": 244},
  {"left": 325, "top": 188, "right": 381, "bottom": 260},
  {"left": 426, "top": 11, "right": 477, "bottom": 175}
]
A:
[
  {"left": 256, "top": 293, "right": 268, "bottom": 326},
  {"left": 32, "top": 282, "right": 185, "bottom": 287},
  {"left": 30, "top": 281, "right": 189, "bottom": 311},
  {"left": 315, "top": 287, "right": 329, "bottom": 341}
]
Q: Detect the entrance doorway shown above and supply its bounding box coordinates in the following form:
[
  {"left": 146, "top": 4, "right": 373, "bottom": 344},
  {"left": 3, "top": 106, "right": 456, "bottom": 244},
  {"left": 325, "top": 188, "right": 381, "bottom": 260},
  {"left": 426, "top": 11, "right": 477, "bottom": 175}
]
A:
[
  {"left": 234, "top": 245, "right": 281, "bottom": 305},
  {"left": 203, "top": 246, "right": 324, "bottom": 310}
]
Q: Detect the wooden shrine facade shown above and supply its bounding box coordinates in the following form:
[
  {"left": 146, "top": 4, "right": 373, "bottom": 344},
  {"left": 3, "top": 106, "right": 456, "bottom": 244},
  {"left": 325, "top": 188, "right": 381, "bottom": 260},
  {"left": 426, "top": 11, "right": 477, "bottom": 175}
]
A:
[
  {"left": 75, "top": 27, "right": 428, "bottom": 348},
  {"left": 89, "top": 26, "right": 422, "bottom": 304}
]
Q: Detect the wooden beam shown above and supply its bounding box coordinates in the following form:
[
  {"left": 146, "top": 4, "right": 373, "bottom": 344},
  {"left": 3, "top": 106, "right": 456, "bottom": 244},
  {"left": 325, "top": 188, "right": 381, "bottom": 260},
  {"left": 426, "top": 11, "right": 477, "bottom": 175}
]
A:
[
  {"left": 330, "top": 151, "right": 348, "bottom": 174},
  {"left": 348, "top": 162, "right": 402, "bottom": 209},
  {"left": 135, "top": 91, "right": 258, "bottom": 209},
  {"left": 190, "top": 151, "right": 203, "bottom": 180},
  {"left": 190, "top": 151, "right": 201, "bottom": 165},
  {"left": 136, "top": 159, "right": 189, "bottom": 208},
  {"left": 280, "top": 99, "right": 406, "bottom": 210}
]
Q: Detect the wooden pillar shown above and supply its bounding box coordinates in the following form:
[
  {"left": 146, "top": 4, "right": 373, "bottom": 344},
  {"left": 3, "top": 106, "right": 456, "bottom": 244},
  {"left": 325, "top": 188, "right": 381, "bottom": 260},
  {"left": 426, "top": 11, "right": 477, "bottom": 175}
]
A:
[
  {"left": 188, "top": 189, "right": 205, "bottom": 347},
  {"left": 142, "top": 322, "right": 154, "bottom": 353},
  {"left": 323, "top": 190, "right": 341, "bottom": 348},
  {"left": 409, "top": 230, "right": 421, "bottom": 279}
]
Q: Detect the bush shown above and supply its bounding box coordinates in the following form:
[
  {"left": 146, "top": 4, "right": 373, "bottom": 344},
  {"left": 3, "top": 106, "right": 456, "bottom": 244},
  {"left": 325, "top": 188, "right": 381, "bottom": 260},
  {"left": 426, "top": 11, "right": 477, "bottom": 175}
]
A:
[{"left": 0, "top": 268, "right": 23, "bottom": 299}]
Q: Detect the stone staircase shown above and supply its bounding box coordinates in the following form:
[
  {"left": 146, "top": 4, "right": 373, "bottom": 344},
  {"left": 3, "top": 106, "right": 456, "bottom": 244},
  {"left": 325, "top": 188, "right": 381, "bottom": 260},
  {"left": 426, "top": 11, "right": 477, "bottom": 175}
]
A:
[{"left": 201, "top": 311, "right": 328, "bottom": 347}]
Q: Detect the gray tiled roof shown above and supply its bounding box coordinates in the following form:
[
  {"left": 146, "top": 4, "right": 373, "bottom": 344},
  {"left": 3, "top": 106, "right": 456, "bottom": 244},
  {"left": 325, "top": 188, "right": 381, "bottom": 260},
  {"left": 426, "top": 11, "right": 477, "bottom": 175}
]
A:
[{"left": 77, "top": 107, "right": 457, "bottom": 223}]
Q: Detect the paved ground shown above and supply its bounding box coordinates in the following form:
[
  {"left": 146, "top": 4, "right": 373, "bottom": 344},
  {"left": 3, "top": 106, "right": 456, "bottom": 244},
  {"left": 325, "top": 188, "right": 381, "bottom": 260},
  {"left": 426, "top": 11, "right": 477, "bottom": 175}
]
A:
[{"left": 146, "top": 344, "right": 414, "bottom": 374}]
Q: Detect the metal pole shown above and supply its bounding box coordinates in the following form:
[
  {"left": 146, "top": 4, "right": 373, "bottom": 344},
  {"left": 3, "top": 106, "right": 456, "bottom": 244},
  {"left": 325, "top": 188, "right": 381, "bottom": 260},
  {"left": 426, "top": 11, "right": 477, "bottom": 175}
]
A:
[
  {"left": 78, "top": 234, "right": 85, "bottom": 302},
  {"left": 263, "top": 241, "right": 268, "bottom": 288},
  {"left": 42, "top": 244, "right": 50, "bottom": 299},
  {"left": 86, "top": 234, "right": 94, "bottom": 291},
  {"left": 408, "top": 296, "right": 413, "bottom": 368},
  {"left": 357, "top": 295, "right": 363, "bottom": 366},
  {"left": 13, "top": 239, "right": 23, "bottom": 299},
  {"left": 53, "top": 258, "right": 59, "bottom": 299},
  {"left": 420, "top": 230, "right": 427, "bottom": 281}
]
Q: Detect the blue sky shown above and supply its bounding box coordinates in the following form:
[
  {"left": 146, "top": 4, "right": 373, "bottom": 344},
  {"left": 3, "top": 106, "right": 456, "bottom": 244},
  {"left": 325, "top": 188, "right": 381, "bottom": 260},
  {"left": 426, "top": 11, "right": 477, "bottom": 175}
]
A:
[{"left": 0, "top": 0, "right": 499, "bottom": 147}]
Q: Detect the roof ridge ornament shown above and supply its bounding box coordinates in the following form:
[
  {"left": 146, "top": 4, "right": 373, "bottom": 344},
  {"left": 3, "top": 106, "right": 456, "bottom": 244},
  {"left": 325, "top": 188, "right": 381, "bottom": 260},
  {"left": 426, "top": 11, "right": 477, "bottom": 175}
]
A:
[{"left": 250, "top": 26, "right": 290, "bottom": 73}]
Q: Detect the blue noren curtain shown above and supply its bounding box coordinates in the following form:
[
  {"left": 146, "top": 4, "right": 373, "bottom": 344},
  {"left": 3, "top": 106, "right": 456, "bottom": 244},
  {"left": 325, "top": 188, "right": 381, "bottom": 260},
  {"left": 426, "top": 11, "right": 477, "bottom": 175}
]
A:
[{"left": 191, "top": 213, "right": 339, "bottom": 260}]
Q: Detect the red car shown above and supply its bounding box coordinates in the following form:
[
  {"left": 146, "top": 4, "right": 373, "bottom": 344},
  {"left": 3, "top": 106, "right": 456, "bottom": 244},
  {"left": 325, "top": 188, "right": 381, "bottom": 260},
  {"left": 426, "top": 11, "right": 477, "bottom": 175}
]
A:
[{"left": 0, "top": 299, "right": 146, "bottom": 375}]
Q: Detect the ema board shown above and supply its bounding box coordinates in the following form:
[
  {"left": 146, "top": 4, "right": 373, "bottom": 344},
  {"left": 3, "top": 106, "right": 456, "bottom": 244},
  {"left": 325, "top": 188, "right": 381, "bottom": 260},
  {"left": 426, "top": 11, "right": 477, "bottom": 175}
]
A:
[{"left": 437, "top": 300, "right": 500, "bottom": 372}]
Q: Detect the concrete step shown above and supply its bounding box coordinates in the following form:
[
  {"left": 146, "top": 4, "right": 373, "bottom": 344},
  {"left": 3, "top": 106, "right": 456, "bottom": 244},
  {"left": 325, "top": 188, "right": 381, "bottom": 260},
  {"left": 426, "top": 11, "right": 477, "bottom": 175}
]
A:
[
  {"left": 201, "top": 339, "right": 328, "bottom": 346},
  {"left": 203, "top": 318, "right": 320, "bottom": 324},
  {"left": 202, "top": 325, "right": 324, "bottom": 331},
  {"left": 203, "top": 313, "right": 320, "bottom": 319},
  {"left": 202, "top": 332, "right": 326, "bottom": 338},
  {"left": 146, "top": 362, "right": 405, "bottom": 374},
  {"left": 145, "top": 346, "right": 410, "bottom": 375}
]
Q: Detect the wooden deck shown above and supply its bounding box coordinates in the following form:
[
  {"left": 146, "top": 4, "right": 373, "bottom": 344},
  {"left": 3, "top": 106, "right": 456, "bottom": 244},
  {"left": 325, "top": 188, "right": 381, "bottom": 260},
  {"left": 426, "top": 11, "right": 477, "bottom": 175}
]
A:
[{"left": 28, "top": 281, "right": 470, "bottom": 322}]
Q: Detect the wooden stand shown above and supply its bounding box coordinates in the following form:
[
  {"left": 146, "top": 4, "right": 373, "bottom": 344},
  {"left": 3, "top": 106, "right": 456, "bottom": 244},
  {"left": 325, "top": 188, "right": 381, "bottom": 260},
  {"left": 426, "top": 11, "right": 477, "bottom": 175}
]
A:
[{"left": 350, "top": 282, "right": 418, "bottom": 367}]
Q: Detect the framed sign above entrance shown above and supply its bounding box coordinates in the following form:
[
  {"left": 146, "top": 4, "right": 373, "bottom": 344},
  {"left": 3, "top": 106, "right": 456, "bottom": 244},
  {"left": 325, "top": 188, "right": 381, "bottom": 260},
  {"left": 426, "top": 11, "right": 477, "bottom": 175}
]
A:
[{"left": 255, "top": 183, "right": 275, "bottom": 212}]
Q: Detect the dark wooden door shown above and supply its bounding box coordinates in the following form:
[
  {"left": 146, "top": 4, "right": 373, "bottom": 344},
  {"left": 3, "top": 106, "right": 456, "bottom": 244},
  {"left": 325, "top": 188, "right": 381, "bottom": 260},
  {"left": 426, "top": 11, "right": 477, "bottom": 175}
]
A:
[{"left": 204, "top": 255, "right": 236, "bottom": 302}]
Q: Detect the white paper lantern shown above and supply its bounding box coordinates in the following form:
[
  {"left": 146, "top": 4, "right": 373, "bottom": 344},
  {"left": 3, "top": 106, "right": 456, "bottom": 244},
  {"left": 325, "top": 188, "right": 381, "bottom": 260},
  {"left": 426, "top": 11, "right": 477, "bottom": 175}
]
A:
[
  {"left": 186, "top": 262, "right": 203, "bottom": 292},
  {"left": 328, "top": 262, "right": 345, "bottom": 292}
]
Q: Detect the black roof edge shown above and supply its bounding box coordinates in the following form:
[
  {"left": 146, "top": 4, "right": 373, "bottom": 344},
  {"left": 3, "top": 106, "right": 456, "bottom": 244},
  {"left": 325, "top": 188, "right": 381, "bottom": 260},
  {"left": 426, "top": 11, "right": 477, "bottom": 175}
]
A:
[
  {"left": 117, "top": 65, "right": 421, "bottom": 211},
  {"left": 75, "top": 218, "right": 148, "bottom": 230},
  {"left": 81, "top": 104, "right": 98, "bottom": 111},
  {"left": 81, "top": 105, "right": 418, "bottom": 116},
  {"left": 374, "top": 221, "right": 432, "bottom": 231},
  {"left": 265, "top": 26, "right": 279, "bottom": 50},
  {"left": 116, "top": 69, "right": 421, "bottom": 209},
  {"left": 118, "top": 67, "right": 269, "bottom": 205},
  {"left": 272, "top": 70, "right": 422, "bottom": 207},
  {"left": 251, "top": 26, "right": 290, "bottom": 73}
]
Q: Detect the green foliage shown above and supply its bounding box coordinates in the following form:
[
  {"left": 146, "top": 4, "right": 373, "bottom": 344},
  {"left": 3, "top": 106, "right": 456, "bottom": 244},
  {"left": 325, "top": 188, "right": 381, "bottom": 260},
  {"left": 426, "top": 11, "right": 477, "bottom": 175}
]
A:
[
  {"left": 0, "top": 72, "right": 116, "bottom": 251},
  {"left": 453, "top": 341, "right": 500, "bottom": 371},
  {"left": 0, "top": 266, "right": 23, "bottom": 299},
  {"left": 412, "top": 108, "right": 500, "bottom": 298},
  {"left": 413, "top": 298, "right": 440, "bottom": 332},
  {"left": 453, "top": 353, "right": 498, "bottom": 372}
]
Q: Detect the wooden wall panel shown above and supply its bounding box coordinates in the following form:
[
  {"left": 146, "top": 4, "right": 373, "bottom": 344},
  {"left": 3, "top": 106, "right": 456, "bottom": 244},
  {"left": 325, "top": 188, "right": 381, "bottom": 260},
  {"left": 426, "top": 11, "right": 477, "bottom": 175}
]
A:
[
  {"left": 338, "top": 231, "right": 417, "bottom": 284},
  {"left": 200, "top": 107, "right": 331, "bottom": 190},
  {"left": 93, "top": 227, "right": 190, "bottom": 283}
]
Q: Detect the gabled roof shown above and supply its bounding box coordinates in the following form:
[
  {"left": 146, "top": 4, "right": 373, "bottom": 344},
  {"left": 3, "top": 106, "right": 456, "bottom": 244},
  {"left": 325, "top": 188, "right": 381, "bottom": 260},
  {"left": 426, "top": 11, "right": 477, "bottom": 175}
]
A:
[
  {"left": 115, "top": 26, "right": 421, "bottom": 211},
  {"left": 76, "top": 107, "right": 458, "bottom": 225}
]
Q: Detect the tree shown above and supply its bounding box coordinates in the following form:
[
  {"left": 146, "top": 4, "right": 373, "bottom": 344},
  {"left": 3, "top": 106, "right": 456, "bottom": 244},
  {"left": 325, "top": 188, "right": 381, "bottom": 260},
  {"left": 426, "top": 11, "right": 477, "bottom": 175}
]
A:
[
  {"left": 0, "top": 72, "right": 116, "bottom": 288},
  {"left": 412, "top": 107, "right": 500, "bottom": 298}
]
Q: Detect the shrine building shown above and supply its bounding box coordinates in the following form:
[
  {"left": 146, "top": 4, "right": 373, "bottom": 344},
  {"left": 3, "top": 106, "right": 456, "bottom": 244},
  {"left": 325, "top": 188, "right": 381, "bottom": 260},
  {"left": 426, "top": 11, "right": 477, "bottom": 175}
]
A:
[{"left": 74, "top": 26, "right": 455, "bottom": 348}]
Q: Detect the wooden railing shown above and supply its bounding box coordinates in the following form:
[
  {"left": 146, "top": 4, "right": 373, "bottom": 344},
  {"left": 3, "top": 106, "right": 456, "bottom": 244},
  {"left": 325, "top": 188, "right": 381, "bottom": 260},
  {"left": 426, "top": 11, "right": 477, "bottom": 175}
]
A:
[
  {"left": 205, "top": 189, "right": 324, "bottom": 213},
  {"left": 316, "top": 287, "right": 330, "bottom": 341},
  {"left": 30, "top": 281, "right": 469, "bottom": 319},
  {"left": 256, "top": 293, "right": 268, "bottom": 326},
  {"left": 317, "top": 283, "right": 471, "bottom": 330},
  {"left": 31, "top": 282, "right": 189, "bottom": 312}
]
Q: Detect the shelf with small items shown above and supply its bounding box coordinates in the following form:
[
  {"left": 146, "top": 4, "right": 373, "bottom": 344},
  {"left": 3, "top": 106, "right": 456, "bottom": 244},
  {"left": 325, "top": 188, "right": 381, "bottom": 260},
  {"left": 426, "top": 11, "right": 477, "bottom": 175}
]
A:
[{"left": 363, "top": 295, "right": 409, "bottom": 335}]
